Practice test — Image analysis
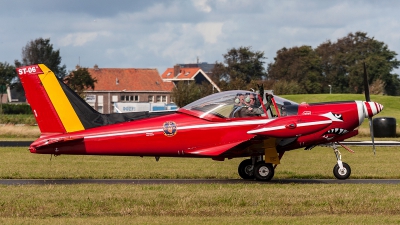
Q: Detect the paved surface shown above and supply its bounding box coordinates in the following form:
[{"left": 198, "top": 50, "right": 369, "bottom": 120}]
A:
[
  {"left": 0, "top": 141, "right": 33, "bottom": 147},
  {"left": 1, "top": 179, "right": 400, "bottom": 185}
]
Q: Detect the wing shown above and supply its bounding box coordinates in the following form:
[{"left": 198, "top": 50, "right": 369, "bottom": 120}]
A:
[{"left": 248, "top": 115, "right": 332, "bottom": 138}]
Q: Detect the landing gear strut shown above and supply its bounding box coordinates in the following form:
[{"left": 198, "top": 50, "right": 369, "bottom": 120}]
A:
[{"left": 332, "top": 143, "right": 351, "bottom": 179}]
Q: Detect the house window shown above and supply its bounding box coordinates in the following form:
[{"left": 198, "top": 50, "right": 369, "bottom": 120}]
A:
[
  {"left": 162, "top": 96, "right": 167, "bottom": 103},
  {"left": 112, "top": 95, "right": 118, "bottom": 102},
  {"left": 98, "top": 106, "right": 103, "bottom": 113},
  {"left": 121, "top": 95, "right": 139, "bottom": 102},
  {"left": 97, "top": 95, "right": 103, "bottom": 104},
  {"left": 156, "top": 95, "right": 161, "bottom": 102},
  {"left": 148, "top": 95, "right": 154, "bottom": 102}
]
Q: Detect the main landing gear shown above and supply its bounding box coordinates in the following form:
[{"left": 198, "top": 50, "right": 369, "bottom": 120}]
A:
[
  {"left": 238, "top": 142, "right": 353, "bottom": 181},
  {"left": 238, "top": 156, "right": 275, "bottom": 181}
]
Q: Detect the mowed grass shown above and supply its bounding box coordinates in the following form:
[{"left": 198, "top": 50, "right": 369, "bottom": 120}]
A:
[
  {"left": 1, "top": 147, "right": 400, "bottom": 224},
  {"left": 1, "top": 184, "right": 400, "bottom": 224},
  {"left": 1, "top": 146, "right": 400, "bottom": 179},
  {"left": 0, "top": 93, "right": 399, "bottom": 224}
]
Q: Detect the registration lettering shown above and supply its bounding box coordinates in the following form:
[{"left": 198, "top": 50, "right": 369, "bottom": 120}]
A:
[{"left": 18, "top": 66, "right": 39, "bottom": 75}]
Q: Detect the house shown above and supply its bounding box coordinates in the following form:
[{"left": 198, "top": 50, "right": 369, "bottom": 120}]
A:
[
  {"left": 178, "top": 61, "right": 216, "bottom": 77},
  {"left": 85, "top": 65, "right": 175, "bottom": 114},
  {"left": 160, "top": 65, "right": 221, "bottom": 92},
  {"left": 1, "top": 84, "right": 26, "bottom": 104}
]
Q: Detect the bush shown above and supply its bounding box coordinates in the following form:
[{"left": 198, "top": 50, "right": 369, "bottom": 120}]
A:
[
  {"left": 0, "top": 114, "right": 36, "bottom": 125},
  {"left": 1, "top": 104, "right": 32, "bottom": 114}
]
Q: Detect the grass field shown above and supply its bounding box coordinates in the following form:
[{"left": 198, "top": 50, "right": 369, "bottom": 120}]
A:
[
  {"left": 1, "top": 146, "right": 400, "bottom": 179},
  {"left": 1, "top": 146, "right": 400, "bottom": 224},
  {"left": 0, "top": 93, "right": 399, "bottom": 224}
]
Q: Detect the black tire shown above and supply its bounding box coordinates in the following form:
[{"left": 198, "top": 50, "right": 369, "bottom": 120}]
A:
[
  {"left": 333, "top": 162, "right": 351, "bottom": 180},
  {"left": 254, "top": 162, "right": 274, "bottom": 181},
  {"left": 238, "top": 159, "right": 254, "bottom": 179}
]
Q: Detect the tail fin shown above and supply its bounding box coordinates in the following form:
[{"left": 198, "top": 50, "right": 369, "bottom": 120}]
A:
[
  {"left": 18, "top": 64, "right": 176, "bottom": 136},
  {"left": 18, "top": 64, "right": 90, "bottom": 134}
]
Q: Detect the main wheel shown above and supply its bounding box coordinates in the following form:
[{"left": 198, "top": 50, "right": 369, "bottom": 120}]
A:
[
  {"left": 254, "top": 162, "right": 274, "bottom": 181},
  {"left": 333, "top": 162, "right": 351, "bottom": 180},
  {"left": 238, "top": 159, "right": 254, "bottom": 179}
]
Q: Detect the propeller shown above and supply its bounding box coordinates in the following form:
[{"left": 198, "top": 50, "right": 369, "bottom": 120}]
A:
[{"left": 363, "top": 62, "right": 376, "bottom": 155}]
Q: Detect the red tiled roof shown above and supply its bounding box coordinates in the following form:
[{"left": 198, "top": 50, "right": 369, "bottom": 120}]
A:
[
  {"left": 160, "top": 67, "right": 221, "bottom": 92},
  {"left": 87, "top": 68, "right": 174, "bottom": 92},
  {"left": 160, "top": 68, "right": 201, "bottom": 80}
]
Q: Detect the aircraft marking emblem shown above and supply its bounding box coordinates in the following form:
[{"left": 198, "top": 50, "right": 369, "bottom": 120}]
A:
[{"left": 163, "top": 121, "right": 177, "bottom": 137}]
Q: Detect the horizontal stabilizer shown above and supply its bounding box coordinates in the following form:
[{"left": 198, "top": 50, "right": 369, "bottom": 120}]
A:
[
  {"left": 31, "top": 136, "right": 84, "bottom": 150},
  {"left": 248, "top": 115, "right": 332, "bottom": 138}
]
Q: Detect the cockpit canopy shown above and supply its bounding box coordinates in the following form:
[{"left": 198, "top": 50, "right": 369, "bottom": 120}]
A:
[
  {"left": 178, "top": 90, "right": 300, "bottom": 121},
  {"left": 180, "top": 90, "right": 263, "bottom": 120},
  {"left": 271, "top": 95, "right": 299, "bottom": 117}
]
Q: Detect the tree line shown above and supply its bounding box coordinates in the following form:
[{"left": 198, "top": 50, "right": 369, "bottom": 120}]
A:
[
  {"left": 0, "top": 38, "right": 96, "bottom": 113},
  {"left": 1, "top": 32, "right": 400, "bottom": 111},
  {"left": 267, "top": 32, "right": 400, "bottom": 95},
  {"left": 173, "top": 32, "right": 400, "bottom": 106}
]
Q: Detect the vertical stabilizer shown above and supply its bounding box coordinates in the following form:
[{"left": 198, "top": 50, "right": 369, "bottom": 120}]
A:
[{"left": 18, "top": 64, "right": 85, "bottom": 135}]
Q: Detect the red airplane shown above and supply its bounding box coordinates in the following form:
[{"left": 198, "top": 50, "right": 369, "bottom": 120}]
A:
[{"left": 17, "top": 64, "right": 383, "bottom": 181}]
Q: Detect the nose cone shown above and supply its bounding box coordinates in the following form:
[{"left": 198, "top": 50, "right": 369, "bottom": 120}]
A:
[{"left": 364, "top": 101, "right": 384, "bottom": 118}]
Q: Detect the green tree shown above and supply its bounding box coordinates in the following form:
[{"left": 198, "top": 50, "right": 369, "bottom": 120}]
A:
[
  {"left": 267, "top": 32, "right": 400, "bottom": 95},
  {"left": 15, "top": 37, "right": 67, "bottom": 78},
  {"left": 316, "top": 32, "right": 400, "bottom": 95},
  {"left": 0, "top": 62, "right": 16, "bottom": 114},
  {"left": 211, "top": 46, "right": 267, "bottom": 90},
  {"left": 64, "top": 67, "right": 97, "bottom": 98},
  {"left": 171, "top": 81, "right": 213, "bottom": 107},
  {"left": 267, "top": 45, "right": 323, "bottom": 94}
]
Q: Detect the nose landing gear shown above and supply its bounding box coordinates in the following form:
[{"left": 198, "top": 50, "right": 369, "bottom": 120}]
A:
[{"left": 332, "top": 142, "right": 352, "bottom": 180}]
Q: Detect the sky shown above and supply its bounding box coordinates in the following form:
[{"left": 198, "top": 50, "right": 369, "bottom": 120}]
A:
[{"left": 1, "top": 0, "right": 400, "bottom": 75}]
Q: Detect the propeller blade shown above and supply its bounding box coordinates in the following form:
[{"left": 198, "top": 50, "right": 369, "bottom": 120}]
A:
[
  {"left": 368, "top": 117, "right": 376, "bottom": 155},
  {"left": 364, "top": 62, "right": 376, "bottom": 155},
  {"left": 363, "top": 62, "right": 371, "bottom": 102}
]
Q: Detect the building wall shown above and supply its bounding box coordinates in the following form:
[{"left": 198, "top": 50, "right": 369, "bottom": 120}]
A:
[
  {"left": 0, "top": 94, "right": 7, "bottom": 103},
  {"left": 85, "top": 91, "right": 174, "bottom": 113}
]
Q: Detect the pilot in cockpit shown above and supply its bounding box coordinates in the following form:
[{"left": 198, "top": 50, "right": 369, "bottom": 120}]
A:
[
  {"left": 234, "top": 93, "right": 245, "bottom": 106},
  {"left": 244, "top": 93, "right": 263, "bottom": 116}
]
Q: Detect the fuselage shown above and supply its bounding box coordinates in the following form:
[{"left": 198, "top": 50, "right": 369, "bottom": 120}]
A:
[{"left": 29, "top": 99, "right": 382, "bottom": 159}]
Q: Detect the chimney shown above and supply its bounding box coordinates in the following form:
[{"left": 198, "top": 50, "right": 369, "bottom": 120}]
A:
[
  {"left": 94, "top": 64, "right": 99, "bottom": 70},
  {"left": 174, "top": 64, "right": 180, "bottom": 77}
]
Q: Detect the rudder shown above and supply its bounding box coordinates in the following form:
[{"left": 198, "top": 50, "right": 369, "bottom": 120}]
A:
[{"left": 18, "top": 64, "right": 85, "bottom": 135}]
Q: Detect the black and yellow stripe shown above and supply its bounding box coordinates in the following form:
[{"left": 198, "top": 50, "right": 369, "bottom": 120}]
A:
[
  {"left": 38, "top": 64, "right": 85, "bottom": 133},
  {"left": 34, "top": 64, "right": 175, "bottom": 133}
]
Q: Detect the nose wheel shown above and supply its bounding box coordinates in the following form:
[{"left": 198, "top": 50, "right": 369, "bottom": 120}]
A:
[{"left": 333, "top": 162, "right": 351, "bottom": 180}]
